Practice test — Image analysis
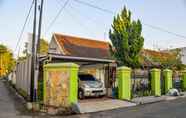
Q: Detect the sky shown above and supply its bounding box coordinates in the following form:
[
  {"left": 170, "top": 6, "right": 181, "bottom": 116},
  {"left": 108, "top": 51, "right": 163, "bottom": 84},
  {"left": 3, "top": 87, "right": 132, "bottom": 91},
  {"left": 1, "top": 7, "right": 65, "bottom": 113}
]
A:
[{"left": 0, "top": 0, "right": 186, "bottom": 56}]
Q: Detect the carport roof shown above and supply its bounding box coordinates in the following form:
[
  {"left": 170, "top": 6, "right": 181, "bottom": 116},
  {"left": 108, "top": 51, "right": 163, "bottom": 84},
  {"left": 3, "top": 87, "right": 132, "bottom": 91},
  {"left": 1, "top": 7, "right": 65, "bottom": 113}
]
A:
[{"left": 48, "top": 53, "right": 115, "bottom": 63}]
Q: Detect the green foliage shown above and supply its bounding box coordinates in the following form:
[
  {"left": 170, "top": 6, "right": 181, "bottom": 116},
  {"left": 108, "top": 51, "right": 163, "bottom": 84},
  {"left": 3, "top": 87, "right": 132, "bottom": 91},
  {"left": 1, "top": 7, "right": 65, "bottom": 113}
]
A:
[
  {"left": 17, "top": 88, "right": 28, "bottom": 99},
  {"left": 164, "top": 49, "right": 186, "bottom": 70},
  {"left": 109, "top": 7, "right": 144, "bottom": 68},
  {"left": 38, "top": 39, "right": 49, "bottom": 55},
  {"left": 38, "top": 79, "right": 43, "bottom": 102},
  {"left": 0, "top": 44, "right": 15, "bottom": 77}
]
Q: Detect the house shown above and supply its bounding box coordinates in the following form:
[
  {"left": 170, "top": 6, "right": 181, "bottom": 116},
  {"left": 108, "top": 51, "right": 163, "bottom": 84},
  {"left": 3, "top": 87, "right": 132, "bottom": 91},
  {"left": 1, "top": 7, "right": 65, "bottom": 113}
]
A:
[
  {"left": 48, "top": 33, "right": 116, "bottom": 96},
  {"left": 169, "top": 47, "right": 186, "bottom": 65},
  {"left": 140, "top": 49, "right": 175, "bottom": 68}
]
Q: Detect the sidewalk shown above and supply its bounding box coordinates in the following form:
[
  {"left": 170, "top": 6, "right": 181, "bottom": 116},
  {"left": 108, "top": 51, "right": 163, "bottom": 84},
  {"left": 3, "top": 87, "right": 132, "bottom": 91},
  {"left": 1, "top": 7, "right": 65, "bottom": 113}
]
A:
[
  {"left": 132, "top": 96, "right": 165, "bottom": 105},
  {"left": 132, "top": 92, "right": 186, "bottom": 105},
  {"left": 78, "top": 99, "right": 136, "bottom": 113}
]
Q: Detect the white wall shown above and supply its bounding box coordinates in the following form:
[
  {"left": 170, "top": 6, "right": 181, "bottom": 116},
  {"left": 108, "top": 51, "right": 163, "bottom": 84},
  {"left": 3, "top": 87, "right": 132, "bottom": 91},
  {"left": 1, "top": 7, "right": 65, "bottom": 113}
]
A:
[
  {"left": 79, "top": 64, "right": 106, "bottom": 86},
  {"left": 48, "top": 38, "right": 61, "bottom": 54},
  {"left": 180, "top": 47, "right": 186, "bottom": 65},
  {"left": 16, "top": 56, "right": 31, "bottom": 96}
]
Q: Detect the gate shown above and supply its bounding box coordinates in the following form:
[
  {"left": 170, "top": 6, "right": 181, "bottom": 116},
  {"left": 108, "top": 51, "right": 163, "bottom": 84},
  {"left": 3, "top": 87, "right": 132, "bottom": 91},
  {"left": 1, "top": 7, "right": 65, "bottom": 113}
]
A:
[
  {"left": 132, "top": 69, "right": 151, "bottom": 98},
  {"left": 173, "top": 71, "right": 182, "bottom": 91},
  {"left": 161, "top": 71, "right": 182, "bottom": 94}
]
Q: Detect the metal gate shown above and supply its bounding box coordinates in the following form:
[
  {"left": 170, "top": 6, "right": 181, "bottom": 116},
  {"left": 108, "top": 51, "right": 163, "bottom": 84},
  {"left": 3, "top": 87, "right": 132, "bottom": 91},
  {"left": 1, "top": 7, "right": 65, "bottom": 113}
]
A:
[
  {"left": 132, "top": 69, "right": 151, "bottom": 98},
  {"left": 173, "top": 71, "right": 182, "bottom": 91}
]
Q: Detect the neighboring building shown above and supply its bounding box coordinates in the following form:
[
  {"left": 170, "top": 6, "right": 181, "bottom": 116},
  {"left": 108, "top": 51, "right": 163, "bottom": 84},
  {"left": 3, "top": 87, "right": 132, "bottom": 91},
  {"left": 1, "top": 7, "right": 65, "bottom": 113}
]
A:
[
  {"left": 140, "top": 49, "right": 174, "bottom": 68},
  {"left": 163, "top": 47, "right": 186, "bottom": 65},
  {"left": 173, "top": 47, "right": 186, "bottom": 65},
  {"left": 179, "top": 47, "right": 186, "bottom": 65}
]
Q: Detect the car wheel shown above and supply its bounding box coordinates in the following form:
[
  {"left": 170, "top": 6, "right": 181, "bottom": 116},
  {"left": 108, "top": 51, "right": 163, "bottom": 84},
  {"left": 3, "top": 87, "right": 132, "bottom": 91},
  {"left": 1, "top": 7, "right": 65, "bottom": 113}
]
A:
[{"left": 78, "top": 89, "right": 84, "bottom": 99}]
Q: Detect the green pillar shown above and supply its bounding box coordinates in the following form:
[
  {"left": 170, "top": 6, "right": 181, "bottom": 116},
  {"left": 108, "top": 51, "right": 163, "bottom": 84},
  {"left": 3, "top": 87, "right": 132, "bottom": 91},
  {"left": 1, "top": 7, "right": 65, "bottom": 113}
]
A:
[
  {"left": 182, "top": 70, "right": 186, "bottom": 91},
  {"left": 117, "top": 66, "right": 131, "bottom": 100},
  {"left": 69, "top": 63, "right": 79, "bottom": 104},
  {"left": 163, "top": 69, "right": 173, "bottom": 93},
  {"left": 151, "top": 68, "right": 161, "bottom": 96}
]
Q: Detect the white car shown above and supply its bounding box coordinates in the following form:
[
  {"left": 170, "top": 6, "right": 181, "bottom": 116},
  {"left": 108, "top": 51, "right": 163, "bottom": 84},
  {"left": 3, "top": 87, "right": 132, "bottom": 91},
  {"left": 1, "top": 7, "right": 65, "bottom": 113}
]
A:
[{"left": 78, "top": 74, "right": 106, "bottom": 99}]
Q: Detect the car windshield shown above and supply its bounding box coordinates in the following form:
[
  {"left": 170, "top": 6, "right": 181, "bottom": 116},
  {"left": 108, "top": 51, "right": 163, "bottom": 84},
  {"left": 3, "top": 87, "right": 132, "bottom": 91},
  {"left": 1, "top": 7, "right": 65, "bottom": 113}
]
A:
[{"left": 79, "top": 74, "right": 96, "bottom": 81}]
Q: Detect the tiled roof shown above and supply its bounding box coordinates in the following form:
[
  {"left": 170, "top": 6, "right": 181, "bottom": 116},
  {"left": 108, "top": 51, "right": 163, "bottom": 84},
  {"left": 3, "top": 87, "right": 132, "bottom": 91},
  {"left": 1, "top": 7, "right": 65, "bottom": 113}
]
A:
[
  {"left": 140, "top": 49, "right": 175, "bottom": 67},
  {"left": 53, "top": 33, "right": 112, "bottom": 59}
]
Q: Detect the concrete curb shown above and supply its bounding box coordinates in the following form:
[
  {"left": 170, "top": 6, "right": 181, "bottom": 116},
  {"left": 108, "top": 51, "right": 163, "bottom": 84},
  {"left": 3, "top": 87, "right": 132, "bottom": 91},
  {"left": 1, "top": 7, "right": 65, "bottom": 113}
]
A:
[
  {"left": 131, "top": 94, "right": 186, "bottom": 105},
  {"left": 131, "top": 96, "right": 165, "bottom": 105}
]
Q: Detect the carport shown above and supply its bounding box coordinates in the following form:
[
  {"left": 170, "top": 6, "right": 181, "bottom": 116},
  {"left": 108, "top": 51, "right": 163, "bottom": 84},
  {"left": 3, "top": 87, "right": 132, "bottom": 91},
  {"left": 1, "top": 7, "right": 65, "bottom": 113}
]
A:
[
  {"left": 47, "top": 33, "right": 120, "bottom": 98},
  {"left": 45, "top": 53, "right": 136, "bottom": 113},
  {"left": 42, "top": 33, "right": 136, "bottom": 113},
  {"left": 48, "top": 53, "right": 116, "bottom": 98}
]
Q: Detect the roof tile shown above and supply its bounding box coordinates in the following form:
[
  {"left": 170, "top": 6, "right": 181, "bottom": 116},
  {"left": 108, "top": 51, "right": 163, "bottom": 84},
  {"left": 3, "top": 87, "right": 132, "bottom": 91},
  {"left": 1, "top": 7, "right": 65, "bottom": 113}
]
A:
[{"left": 54, "top": 33, "right": 112, "bottom": 59}]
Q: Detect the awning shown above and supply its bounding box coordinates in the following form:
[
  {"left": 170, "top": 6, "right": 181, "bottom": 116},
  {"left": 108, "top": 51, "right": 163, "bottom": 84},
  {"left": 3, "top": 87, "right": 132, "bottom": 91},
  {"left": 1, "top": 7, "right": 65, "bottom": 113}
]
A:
[{"left": 48, "top": 53, "right": 115, "bottom": 64}]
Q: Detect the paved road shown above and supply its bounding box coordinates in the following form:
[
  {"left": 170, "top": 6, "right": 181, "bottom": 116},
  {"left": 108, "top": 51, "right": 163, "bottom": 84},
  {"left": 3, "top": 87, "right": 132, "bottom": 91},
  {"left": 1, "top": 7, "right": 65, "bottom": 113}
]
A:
[
  {"left": 0, "top": 79, "right": 33, "bottom": 118},
  {"left": 70, "top": 98, "right": 186, "bottom": 118},
  {"left": 1, "top": 79, "right": 186, "bottom": 118}
]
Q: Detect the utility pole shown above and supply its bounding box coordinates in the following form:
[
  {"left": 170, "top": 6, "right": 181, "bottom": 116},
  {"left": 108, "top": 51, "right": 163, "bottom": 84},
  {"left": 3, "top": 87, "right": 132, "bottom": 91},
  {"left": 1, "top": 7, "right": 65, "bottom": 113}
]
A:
[
  {"left": 34, "top": 0, "right": 44, "bottom": 101},
  {"left": 30, "top": 0, "right": 37, "bottom": 102},
  {"left": 37, "top": 0, "right": 44, "bottom": 52}
]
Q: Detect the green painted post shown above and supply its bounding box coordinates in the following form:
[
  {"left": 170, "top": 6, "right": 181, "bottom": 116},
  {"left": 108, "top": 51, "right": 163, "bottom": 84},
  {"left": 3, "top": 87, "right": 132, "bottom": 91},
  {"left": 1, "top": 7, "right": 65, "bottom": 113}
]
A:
[
  {"left": 69, "top": 63, "right": 79, "bottom": 105},
  {"left": 151, "top": 68, "right": 161, "bottom": 96},
  {"left": 117, "top": 66, "right": 131, "bottom": 100},
  {"left": 182, "top": 70, "right": 186, "bottom": 91},
  {"left": 163, "top": 69, "right": 173, "bottom": 93}
]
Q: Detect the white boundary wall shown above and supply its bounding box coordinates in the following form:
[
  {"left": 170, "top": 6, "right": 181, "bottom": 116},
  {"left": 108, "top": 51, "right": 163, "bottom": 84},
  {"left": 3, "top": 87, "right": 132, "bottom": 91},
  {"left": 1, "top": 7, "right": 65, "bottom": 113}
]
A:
[{"left": 16, "top": 57, "right": 31, "bottom": 96}]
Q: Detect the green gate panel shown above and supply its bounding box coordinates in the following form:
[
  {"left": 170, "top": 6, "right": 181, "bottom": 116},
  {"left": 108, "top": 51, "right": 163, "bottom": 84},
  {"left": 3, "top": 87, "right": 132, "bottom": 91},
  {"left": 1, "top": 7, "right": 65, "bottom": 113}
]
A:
[
  {"left": 117, "top": 66, "right": 131, "bottom": 100},
  {"left": 182, "top": 70, "right": 186, "bottom": 91},
  {"left": 163, "top": 69, "right": 173, "bottom": 93},
  {"left": 151, "top": 68, "right": 161, "bottom": 96},
  {"left": 43, "top": 63, "right": 79, "bottom": 107}
]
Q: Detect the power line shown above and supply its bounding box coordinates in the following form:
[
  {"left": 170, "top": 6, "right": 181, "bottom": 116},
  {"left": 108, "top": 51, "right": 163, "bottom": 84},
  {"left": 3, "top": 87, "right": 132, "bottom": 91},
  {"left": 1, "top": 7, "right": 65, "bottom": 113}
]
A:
[
  {"left": 66, "top": 8, "right": 97, "bottom": 36},
  {"left": 68, "top": 4, "right": 105, "bottom": 29},
  {"left": 143, "top": 23, "right": 186, "bottom": 39},
  {"left": 73, "top": 0, "right": 114, "bottom": 14},
  {"left": 45, "top": 0, "right": 70, "bottom": 34},
  {"left": 68, "top": 3, "right": 109, "bottom": 40},
  {"left": 53, "top": 0, "right": 99, "bottom": 37},
  {"left": 73, "top": 0, "right": 186, "bottom": 40},
  {"left": 15, "top": 0, "right": 34, "bottom": 52}
]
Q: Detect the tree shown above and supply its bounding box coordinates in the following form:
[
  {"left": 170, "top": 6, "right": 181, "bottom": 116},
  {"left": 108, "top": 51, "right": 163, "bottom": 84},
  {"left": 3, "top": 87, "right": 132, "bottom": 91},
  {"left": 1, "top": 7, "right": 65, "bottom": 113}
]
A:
[
  {"left": 109, "top": 7, "right": 144, "bottom": 68},
  {"left": 37, "top": 39, "right": 49, "bottom": 55},
  {"left": 0, "top": 44, "right": 15, "bottom": 77}
]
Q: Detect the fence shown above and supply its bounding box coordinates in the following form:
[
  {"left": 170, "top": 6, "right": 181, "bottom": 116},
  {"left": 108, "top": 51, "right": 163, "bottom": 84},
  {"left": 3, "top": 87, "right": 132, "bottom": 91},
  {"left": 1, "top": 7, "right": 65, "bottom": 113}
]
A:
[
  {"left": 15, "top": 57, "right": 31, "bottom": 97},
  {"left": 173, "top": 71, "right": 182, "bottom": 91},
  {"left": 131, "top": 69, "right": 151, "bottom": 98}
]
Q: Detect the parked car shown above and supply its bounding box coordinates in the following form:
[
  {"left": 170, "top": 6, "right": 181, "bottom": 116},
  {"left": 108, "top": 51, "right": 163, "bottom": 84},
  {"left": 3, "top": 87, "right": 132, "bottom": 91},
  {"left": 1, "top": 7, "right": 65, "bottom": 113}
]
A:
[{"left": 78, "top": 74, "right": 106, "bottom": 99}]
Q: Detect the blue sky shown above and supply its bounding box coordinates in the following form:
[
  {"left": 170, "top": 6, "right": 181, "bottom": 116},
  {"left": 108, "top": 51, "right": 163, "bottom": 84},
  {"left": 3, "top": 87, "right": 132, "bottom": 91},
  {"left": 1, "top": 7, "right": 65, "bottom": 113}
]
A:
[{"left": 0, "top": 0, "right": 186, "bottom": 56}]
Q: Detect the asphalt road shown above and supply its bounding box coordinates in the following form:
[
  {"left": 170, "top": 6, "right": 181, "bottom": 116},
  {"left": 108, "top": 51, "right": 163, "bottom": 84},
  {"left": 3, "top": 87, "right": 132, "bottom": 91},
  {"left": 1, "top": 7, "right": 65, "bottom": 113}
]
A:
[
  {"left": 1, "top": 79, "right": 186, "bottom": 118},
  {"left": 70, "top": 97, "right": 186, "bottom": 118}
]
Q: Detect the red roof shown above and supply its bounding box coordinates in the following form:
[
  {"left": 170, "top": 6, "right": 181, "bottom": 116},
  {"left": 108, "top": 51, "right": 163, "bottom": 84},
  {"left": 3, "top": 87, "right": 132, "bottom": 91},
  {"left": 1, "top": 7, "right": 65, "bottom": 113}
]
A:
[
  {"left": 140, "top": 49, "right": 175, "bottom": 67},
  {"left": 53, "top": 33, "right": 112, "bottom": 59}
]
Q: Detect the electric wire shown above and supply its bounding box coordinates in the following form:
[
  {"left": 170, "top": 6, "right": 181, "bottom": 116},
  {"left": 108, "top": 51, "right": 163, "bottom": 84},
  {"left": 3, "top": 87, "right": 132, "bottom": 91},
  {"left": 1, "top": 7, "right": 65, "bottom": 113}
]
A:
[
  {"left": 15, "top": 0, "right": 34, "bottom": 52},
  {"left": 73, "top": 0, "right": 186, "bottom": 40},
  {"left": 45, "top": 0, "right": 70, "bottom": 34}
]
